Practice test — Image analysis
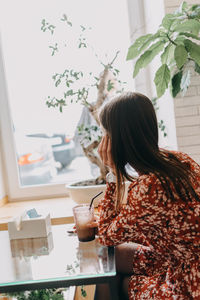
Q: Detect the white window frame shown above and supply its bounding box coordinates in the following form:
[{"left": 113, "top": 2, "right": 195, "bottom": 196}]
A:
[{"left": 0, "top": 36, "right": 68, "bottom": 201}]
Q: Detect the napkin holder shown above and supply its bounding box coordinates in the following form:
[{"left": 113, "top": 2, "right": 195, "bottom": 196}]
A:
[{"left": 8, "top": 209, "right": 51, "bottom": 240}]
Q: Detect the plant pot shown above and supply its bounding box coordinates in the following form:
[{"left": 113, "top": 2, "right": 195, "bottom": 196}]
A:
[
  {"left": 66, "top": 180, "right": 132, "bottom": 207},
  {"left": 66, "top": 182, "right": 107, "bottom": 207}
]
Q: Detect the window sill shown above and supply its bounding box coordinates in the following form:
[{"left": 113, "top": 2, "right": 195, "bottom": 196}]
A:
[{"left": 0, "top": 197, "right": 76, "bottom": 231}]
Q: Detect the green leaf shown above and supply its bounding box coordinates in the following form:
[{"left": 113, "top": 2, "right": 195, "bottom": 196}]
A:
[
  {"left": 126, "top": 34, "right": 153, "bottom": 60},
  {"left": 179, "top": 1, "right": 188, "bottom": 12},
  {"left": 161, "top": 45, "right": 170, "bottom": 64},
  {"left": 55, "top": 79, "right": 61, "bottom": 87},
  {"left": 190, "top": 10, "right": 200, "bottom": 19},
  {"left": 174, "top": 19, "right": 200, "bottom": 35},
  {"left": 66, "top": 89, "right": 74, "bottom": 96},
  {"left": 162, "top": 14, "right": 175, "bottom": 30},
  {"left": 81, "top": 286, "right": 87, "bottom": 298},
  {"left": 179, "top": 32, "right": 200, "bottom": 41},
  {"left": 107, "top": 80, "right": 114, "bottom": 91},
  {"left": 171, "top": 71, "right": 182, "bottom": 97},
  {"left": 184, "top": 39, "right": 200, "bottom": 65},
  {"left": 190, "top": 4, "right": 200, "bottom": 11},
  {"left": 154, "top": 64, "right": 170, "bottom": 98},
  {"left": 133, "top": 41, "right": 165, "bottom": 77},
  {"left": 174, "top": 44, "right": 188, "bottom": 69},
  {"left": 170, "top": 18, "right": 182, "bottom": 31},
  {"left": 194, "top": 62, "right": 200, "bottom": 74},
  {"left": 174, "top": 36, "right": 185, "bottom": 45},
  {"left": 180, "top": 69, "right": 191, "bottom": 95},
  {"left": 161, "top": 44, "right": 175, "bottom": 64}
]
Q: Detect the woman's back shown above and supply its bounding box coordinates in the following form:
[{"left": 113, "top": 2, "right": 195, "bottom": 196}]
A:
[
  {"left": 98, "top": 150, "right": 200, "bottom": 299},
  {"left": 97, "top": 92, "right": 200, "bottom": 299}
]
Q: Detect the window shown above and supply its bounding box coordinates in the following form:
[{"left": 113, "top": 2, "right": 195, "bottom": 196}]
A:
[{"left": 0, "top": 0, "right": 133, "bottom": 200}]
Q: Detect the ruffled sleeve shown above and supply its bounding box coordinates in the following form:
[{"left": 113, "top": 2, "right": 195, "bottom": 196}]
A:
[{"left": 98, "top": 180, "right": 150, "bottom": 246}]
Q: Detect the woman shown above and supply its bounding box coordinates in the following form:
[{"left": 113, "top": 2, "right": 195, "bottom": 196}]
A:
[{"left": 96, "top": 92, "right": 200, "bottom": 299}]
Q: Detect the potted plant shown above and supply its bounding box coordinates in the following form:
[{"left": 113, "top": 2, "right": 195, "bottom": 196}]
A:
[
  {"left": 126, "top": 1, "right": 200, "bottom": 99},
  {"left": 41, "top": 16, "right": 127, "bottom": 205}
]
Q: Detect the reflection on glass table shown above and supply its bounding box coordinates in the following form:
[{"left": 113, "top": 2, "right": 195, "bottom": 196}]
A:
[
  {"left": 10, "top": 232, "right": 54, "bottom": 258},
  {"left": 0, "top": 225, "right": 118, "bottom": 299}
]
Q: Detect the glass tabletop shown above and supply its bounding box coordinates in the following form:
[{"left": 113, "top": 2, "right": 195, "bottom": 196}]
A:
[{"left": 0, "top": 225, "right": 116, "bottom": 292}]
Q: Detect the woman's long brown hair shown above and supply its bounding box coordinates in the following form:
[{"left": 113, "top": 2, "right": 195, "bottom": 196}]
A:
[{"left": 99, "top": 92, "right": 199, "bottom": 211}]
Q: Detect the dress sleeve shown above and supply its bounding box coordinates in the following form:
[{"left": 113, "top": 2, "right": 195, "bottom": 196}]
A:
[{"left": 98, "top": 180, "right": 149, "bottom": 246}]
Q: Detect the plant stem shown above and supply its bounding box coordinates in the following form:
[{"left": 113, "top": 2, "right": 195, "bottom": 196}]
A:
[
  {"left": 108, "top": 51, "right": 120, "bottom": 68},
  {"left": 166, "top": 34, "right": 177, "bottom": 46}
]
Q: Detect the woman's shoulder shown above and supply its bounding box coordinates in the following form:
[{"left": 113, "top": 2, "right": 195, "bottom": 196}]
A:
[
  {"left": 164, "top": 149, "right": 200, "bottom": 173},
  {"left": 127, "top": 150, "right": 200, "bottom": 194},
  {"left": 162, "top": 149, "right": 194, "bottom": 162},
  {"left": 127, "top": 149, "right": 200, "bottom": 190},
  {"left": 128, "top": 172, "right": 158, "bottom": 194},
  {"left": 166, "top": 149, "right": 192, "bottom": 161}
]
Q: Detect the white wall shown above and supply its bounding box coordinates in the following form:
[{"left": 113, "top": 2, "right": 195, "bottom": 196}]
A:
[
  {"left": 0, "top": 37, "right": 7, "bottom": 200},
  {"left": 0, "top": 147, "right": 6, "bottom": 199}
]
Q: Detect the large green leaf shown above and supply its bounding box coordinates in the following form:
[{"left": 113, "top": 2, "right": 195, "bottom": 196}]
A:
[
  {"left": 190, "top": 4, "right": 200, "bottom": 11},
  {"left": 174, "top": 44, "right": 188, "bottom": 69},
  {"left": 133, "top": 41, "right": 165, "bottom": 77},
  {"left": 170, "top": 19, "right": 182, "bottom": 31},
  {"left": 162, "top": 14, "right": 175, "bottom": 30},
  {"left": 126, "top": 34, "right": 153, "bottom": 60},
  {"left": 174, "top": 19, "right": 200, "bottom": 35},
  {"left": 179, "top": 32, "right": 200, "bottom": 41},
  {"left": 184, "top": 39, "right": 200, "bottom": 65},
  {"left": 174, "top": 36, "right": 185, "bottom": 45},
  {"left": 178, "top": 1, "right": 188, "bottom": 13},
  {"left": 171, "top": 71, "right": 182, "bottom": 98},
  {"left": 133, "top": 51, "right": 150, "bottom": 77},
  {"left": 189, "top": 5, "right": 200, "bottom": 18},
  {"left": 161, "top": 44, "right": 175, "bottom": 64},
  {"left": 180, "top": 69, "right": 191, "bottom": 95},
  {"left": 154, "top": 64, "right": 170, "bottom": 98},
  {"left": 161, "top": 44, "right": 170, "bottom": 64},
  {"left": 138, "top": 32, "right": 163, "bottom": 53}
]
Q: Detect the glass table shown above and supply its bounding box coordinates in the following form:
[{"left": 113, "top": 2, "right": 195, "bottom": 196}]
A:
[{"left": 0, "top": 225, "right": 118, "bottom": 299}]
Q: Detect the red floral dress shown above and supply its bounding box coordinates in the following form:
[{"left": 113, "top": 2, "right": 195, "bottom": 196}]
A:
[{"left": 98, "top": 151, "right": 200, "bottom": 299}]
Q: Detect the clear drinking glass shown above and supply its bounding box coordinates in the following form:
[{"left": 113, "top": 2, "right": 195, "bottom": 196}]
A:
[{"left": 73, "top": 204, "right": 95, "bottom": 242}]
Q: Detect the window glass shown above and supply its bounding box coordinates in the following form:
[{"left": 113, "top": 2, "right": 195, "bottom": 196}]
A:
[{"left": 0, "top": 0, "right": 133, "bottom": 187}]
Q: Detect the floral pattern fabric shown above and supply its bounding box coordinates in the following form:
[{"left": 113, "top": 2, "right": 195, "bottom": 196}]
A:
[{"left": 98, "top": 151, "right": 200, "bottom": 299}]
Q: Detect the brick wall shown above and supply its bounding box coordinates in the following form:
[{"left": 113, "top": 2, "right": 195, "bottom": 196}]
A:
[{"left": 164, "top": 0, "right": 200, "bottom": 164}]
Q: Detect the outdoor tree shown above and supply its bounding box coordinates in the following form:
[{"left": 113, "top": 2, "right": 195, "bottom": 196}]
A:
[{"left": 126, "top": 1, "right": 200, "bottom": 99}]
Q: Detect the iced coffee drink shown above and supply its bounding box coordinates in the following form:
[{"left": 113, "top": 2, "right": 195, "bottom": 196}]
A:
[{"left": 73, "top": 204, "right": 95, "bottom": 242}]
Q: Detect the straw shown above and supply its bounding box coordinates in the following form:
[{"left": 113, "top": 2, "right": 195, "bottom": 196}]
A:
[{"left": 89, "top": 191, "right": 103, "bottom": 210}]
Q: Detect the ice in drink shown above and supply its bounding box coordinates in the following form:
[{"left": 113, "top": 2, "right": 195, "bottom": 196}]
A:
[{"left": 73, "top": 204, "right": 95, "bottom": 242}]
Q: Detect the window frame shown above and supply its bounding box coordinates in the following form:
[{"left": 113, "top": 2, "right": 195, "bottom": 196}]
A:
[
  {"left": 0, "top": 36, "right": 68, "bottom": 201},
  {"left": 0, "top": 0, "right": 177, "bottom": 201},
  {"left": 0, "top": 0, "right": 134, "bottom": 201}
]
